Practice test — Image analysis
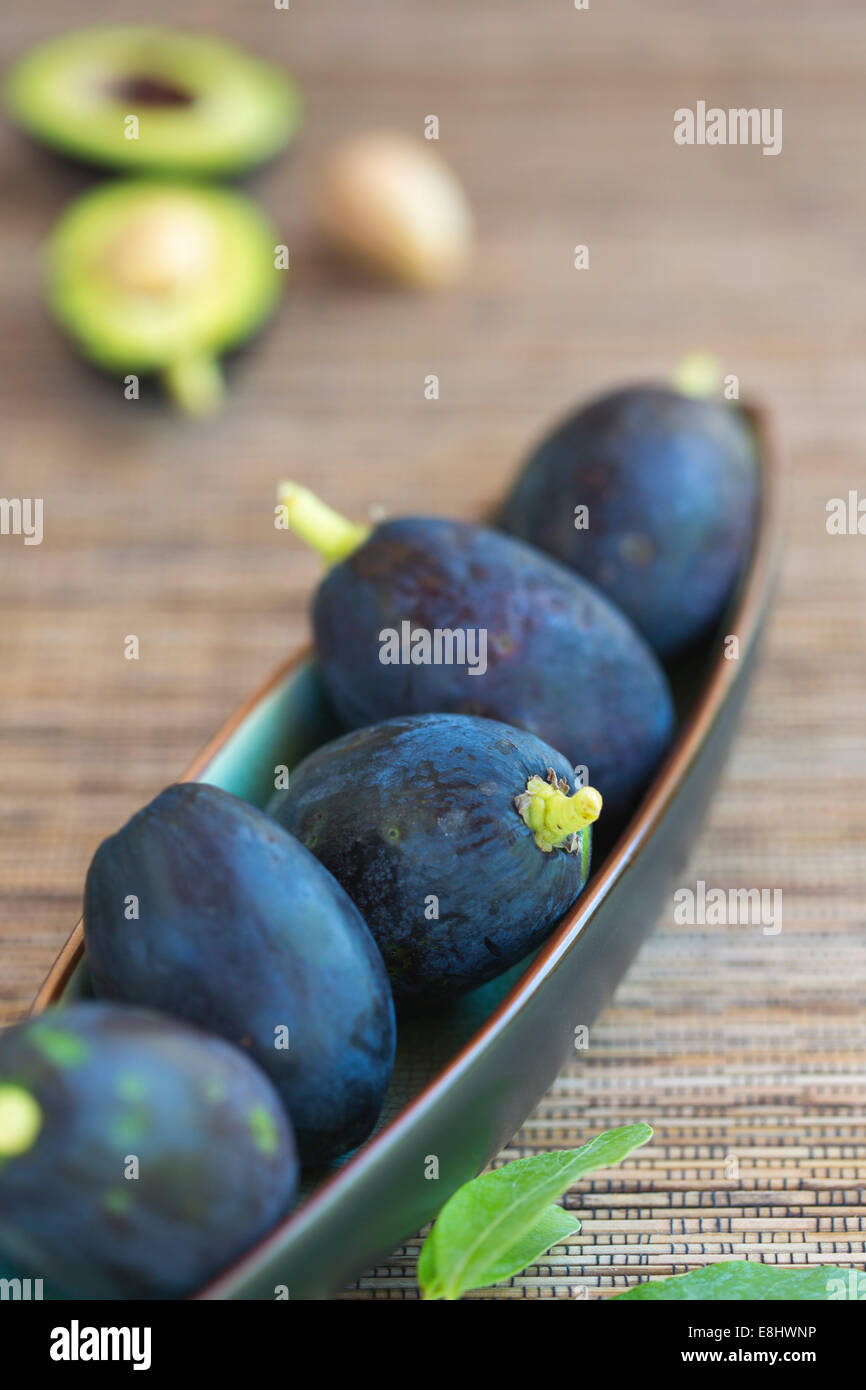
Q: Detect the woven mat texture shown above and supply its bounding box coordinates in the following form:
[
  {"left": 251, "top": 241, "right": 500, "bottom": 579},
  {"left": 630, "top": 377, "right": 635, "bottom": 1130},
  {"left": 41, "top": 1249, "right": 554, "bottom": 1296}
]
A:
[{"left": 1, "top": 0, "right": 864, "bottom": 1299}]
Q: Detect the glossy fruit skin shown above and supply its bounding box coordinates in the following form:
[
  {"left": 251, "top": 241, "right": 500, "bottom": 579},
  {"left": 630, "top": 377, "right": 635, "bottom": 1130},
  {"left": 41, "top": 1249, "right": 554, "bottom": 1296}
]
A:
[
  {"left": 83, "top": 783, "right": 396, "bottom": 1163},
  {"left": 497, "top": 387, "right": 759, "bottom": 658},
  {"left": 269, "top": 713, "right": 593, "bottom": 1006},
  {"left": 0, "top": 1002, "right": 297, "bottom": 1299},
  {"left": 312, "top": 518, "right": 674, "bottom": 829}
]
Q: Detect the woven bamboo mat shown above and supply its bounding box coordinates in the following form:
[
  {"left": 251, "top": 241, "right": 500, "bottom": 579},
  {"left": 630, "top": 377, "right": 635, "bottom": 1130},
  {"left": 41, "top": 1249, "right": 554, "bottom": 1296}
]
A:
[{"left": 2, "top": 0, "right": 865, "bottom": 1299}]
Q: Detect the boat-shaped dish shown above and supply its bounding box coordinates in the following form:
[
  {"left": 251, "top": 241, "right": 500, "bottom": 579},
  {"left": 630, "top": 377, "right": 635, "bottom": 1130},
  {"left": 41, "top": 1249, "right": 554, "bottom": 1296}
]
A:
[{"left": 32, "top": 406, "right": 782, "bottom": 1299}]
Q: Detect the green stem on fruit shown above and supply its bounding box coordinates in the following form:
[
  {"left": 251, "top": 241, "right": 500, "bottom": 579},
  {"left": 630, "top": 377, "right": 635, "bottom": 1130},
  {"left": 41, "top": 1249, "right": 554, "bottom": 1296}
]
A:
[
  {"left": 672, "top": 350, "right": 722, "bottom": 400},
  {"left": 515, "top": 769, "right": 602, "bottom": 853},
  {"left": 163, "top": 355, "right": 225, "bottom": 416},
  {"left": 0, "top": 1085, "right": 42, "bottom": 1157},
  {"left": 277, "top": 481, "right": 371, "bottom": 565}
]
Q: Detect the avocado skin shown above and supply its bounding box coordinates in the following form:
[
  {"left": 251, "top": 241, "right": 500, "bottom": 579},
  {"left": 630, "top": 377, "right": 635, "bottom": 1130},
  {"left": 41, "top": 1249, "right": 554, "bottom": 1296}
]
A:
[
  {"left": 497, "top": 387, "right": 759, "bottom": 658},
  {"left": 269, "top": 713, "right": 592, "bottom": 1007},
  {"left": 0, "top": 1002, "right": 297, "bottom": 1299},
  {"left": 83, "top": 783, "right": 396, "bottom": 1164},
  {"left": 312, "top": 518, "right": 674, "bottom": 829}
]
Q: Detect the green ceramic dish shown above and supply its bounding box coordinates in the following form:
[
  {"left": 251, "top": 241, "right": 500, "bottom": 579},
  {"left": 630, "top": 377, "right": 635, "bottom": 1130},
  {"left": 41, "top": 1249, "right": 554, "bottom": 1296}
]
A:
[{"left": 32, "top": 408, "right": 782, "bottom": 1298}]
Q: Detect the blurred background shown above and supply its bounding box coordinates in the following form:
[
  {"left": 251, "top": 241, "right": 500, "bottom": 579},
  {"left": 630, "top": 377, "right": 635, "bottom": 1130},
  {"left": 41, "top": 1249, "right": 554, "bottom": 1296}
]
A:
[{"left": 2, "top": 0, "right": 865, "bottom": 1298}]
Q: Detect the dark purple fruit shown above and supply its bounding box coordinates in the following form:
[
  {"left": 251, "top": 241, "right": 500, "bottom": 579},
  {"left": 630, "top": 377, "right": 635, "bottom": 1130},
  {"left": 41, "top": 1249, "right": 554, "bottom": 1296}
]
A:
[
  {"left": 280, "top": 483, "right": 675, "bottom": 829},
  {"left": 83, "top": 782, "right": 396, "bottom": 1163},
  {"left": 0, "top": 1002, "right": 297, "bottom": 1299},
  {"left": 497, "top": 385, "right": 759, "bottom": 657},
  {"left": 269, "top": 713, "right": 601, "bottom": 1006}
]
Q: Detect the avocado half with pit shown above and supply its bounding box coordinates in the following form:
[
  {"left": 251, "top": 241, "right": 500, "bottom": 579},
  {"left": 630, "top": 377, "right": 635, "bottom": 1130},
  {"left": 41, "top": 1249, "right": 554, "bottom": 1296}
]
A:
[
  {"left": 4, "top": 26, "right": 302, "bottom": 177},
  {"left": 47, "top": 180, "right": 283, "bottom": 414}
]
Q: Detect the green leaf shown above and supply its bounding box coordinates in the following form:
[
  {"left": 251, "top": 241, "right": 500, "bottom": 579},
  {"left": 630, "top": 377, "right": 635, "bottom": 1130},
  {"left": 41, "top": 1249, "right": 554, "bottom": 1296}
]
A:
[
  {"left": 614, "top": 1261, "right": 866, "bottom": 1301},
  {"left": 419, "top": 1123, "right": 652, "bottom": 1301},
  {"left": 416, "top": 1221, "right": 438, "bottom": 1297},
  {"left": 478, "top": 1205, "right": 582, "bottom": 1286},
  {"left": 420, "top": 1206, "right": 581, "bottom": 1302}
]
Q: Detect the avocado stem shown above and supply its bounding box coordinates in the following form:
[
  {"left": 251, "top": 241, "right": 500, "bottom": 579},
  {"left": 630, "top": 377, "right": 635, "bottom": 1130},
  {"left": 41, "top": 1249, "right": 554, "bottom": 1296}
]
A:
[
  {"left": 277, "top": 481, "right": 371, "bottom": 565},
  {"left": 515, "top": 770, "right": 602, "bottom": 853},
  {"left": 672, "top": 351, "right": 722, "bottom": 400},
  {"left": 163, "top": 355, "right": 225, "bottom": 416}
]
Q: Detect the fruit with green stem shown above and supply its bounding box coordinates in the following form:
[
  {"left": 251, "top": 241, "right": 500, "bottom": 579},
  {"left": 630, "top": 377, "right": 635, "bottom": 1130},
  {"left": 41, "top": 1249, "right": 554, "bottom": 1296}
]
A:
[
  {"left": 0, "top": 1002, "right": 298, "bottom": 1299},
  {"left": 279, "top": 481, "right": 674, "bottom": 830},
  {"left": 269, "top": 712, "right": 601, "bottom": 1005},
  {"left": 496, "top": 363, "right": 759, "bottom": 658}
]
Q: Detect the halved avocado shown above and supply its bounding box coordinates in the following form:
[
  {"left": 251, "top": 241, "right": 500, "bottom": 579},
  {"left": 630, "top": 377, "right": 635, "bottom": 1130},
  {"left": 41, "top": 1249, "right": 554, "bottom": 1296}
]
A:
[
  {"left": 47, "top": 180, "right": 284, "bottom": 414},
  {"left": 4, "top": 26, "right": 302, "bottom": 176}
]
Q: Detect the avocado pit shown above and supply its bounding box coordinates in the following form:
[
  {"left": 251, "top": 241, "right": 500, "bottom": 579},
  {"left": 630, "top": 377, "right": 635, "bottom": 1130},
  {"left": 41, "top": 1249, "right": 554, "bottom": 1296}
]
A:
[
  {"left": 110, "top": 76, "right": 194, "bottom": 108},
  {"left": 102, "top": 200, "right": 218, "bottom": 295}
]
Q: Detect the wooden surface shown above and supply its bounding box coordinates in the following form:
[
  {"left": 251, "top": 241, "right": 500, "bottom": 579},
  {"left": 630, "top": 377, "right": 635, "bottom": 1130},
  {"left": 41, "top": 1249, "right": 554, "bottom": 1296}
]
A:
[{"left": 2, "top": 0, "right": 866, "bottom": 1299}]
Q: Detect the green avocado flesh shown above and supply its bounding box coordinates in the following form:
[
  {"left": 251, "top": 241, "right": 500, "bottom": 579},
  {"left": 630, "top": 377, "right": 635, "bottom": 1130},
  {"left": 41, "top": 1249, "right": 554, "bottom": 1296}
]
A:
[
  {"left": 47, "top": 179, "right": 284, "bottom": 413},
  {"left": 4, "top": 26, "right": 302, "bottom": 176}
]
